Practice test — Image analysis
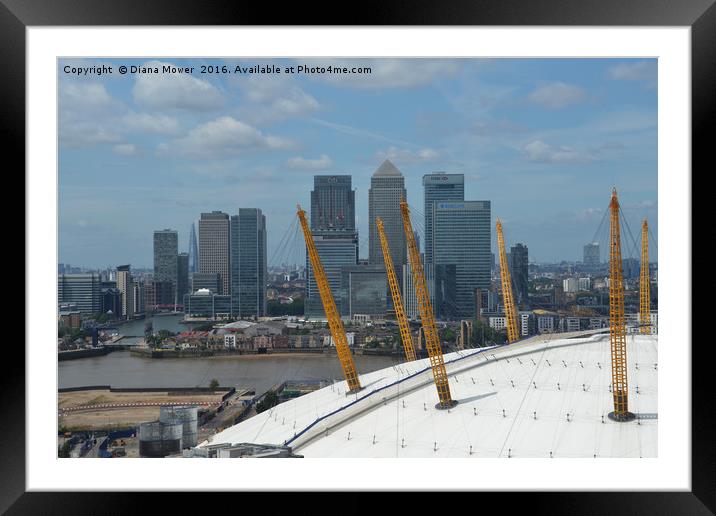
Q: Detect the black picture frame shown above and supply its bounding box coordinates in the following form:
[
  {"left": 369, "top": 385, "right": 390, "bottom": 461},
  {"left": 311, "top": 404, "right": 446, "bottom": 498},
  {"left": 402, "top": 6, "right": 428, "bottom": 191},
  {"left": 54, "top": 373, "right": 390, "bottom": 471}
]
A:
[{"left": 5, "top": 0, "right": 710, "bottom": 512}]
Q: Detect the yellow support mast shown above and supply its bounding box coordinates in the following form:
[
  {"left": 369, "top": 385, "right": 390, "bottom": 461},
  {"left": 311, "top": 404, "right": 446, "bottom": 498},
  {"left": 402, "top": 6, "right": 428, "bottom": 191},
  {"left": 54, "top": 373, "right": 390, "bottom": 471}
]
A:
[
  {"left": 640, "top": 219, "right": 651, "bottom": 334},
  {"left": 376, "top": 217, "right": 416, "bottom": 362},
  {"left": 496, "top": 219, "right": 520, "bottom": 343},
  {"left": 400, "top": 201, "right": 456, "bottom": 409},
  {"left": 608, "top": 189, "right": 634, "bottom": 421},
  {"left": 296, "top": 204, "right": 361, "bottom": 393}
]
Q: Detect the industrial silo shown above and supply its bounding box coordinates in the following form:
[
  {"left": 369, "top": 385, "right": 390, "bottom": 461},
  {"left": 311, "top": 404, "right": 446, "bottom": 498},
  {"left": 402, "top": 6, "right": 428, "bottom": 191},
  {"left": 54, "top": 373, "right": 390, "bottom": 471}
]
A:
[
  {"left": 138, "top": 420, "right": 183, "bottom": 457},
  {"left": 160, "top": 405, "right": 198, "bottom": 448}
]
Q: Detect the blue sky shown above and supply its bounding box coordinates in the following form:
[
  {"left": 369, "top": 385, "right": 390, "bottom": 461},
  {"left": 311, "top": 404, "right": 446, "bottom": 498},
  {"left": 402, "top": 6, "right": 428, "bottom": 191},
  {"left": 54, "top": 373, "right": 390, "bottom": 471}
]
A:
[{"left": 58, "top": 58, "right": 657, "bottom": 268}]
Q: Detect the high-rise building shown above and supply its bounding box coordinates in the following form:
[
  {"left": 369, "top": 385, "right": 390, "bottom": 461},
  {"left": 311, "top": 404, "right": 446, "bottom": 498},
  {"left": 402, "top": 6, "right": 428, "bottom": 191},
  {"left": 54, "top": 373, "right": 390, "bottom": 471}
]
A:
[
  {"left": 188, "top": 222, "right": 199, "bottom": 273},
  {"left": 423, "top": 173, "right": 465, "bottom": 265},
  {"left": 199, "top": 211, "right": 230, "bottom": 295},
  {"left": 368, "top": 160, "right": 407, "bottom": 291},
  {"left": 230, "top": 209, "right": 267, "bottom": 318},
  {"left": 431, "top": 200, "right": 491, "bottom": 319},
  {"left": 583, "top": 242, "right": 600, "bottom": 267},
  {"left": 305, "top": 231, "right": 359, "bottom": 318},
  {"left": 147, "top": 281, "right": 173, "bottom": 309},
  {"left": 177, "top": 252, "right": 189, "bottom": 303},
  {"left": 510, "top": 243, "right": 529, "bottom": 309},
  {"left": 101, "top": 287, "right": 121, "bottom": 317},
  {"left": 154, "top": 229, "right": 178, "bottom": 304},
  {"left": 306, "top": 175, "right": 358, "bottom": 319},
  {"left": 116, "top": 265, "right": 134, "bottom": 319},
  {"left": 58, "top": 273, "right": 102, "bottom": 315},
  {"left": 191, "top": 272, "right": 220, "bottom": 293},
  {"left": 340, "top": 265, "right": 387, "bottom": 319},
  {"left": 310, "top": 175, "right": 355, "bottom": 231},
  {"left": 563, "top": 277, "right": 578, "bottom": 293},
  {"left": 402, "top": 262, "right": 435, "bottom": 320},
  {"left": 133, "top": 280, "right": 145, "bottom": 315}
]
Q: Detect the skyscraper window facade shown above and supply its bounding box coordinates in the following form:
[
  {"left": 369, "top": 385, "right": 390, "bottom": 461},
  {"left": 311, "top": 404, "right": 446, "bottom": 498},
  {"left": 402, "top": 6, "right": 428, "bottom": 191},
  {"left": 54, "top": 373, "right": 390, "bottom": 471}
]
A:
[
  {"left": 310, "top": 175, "right": 355, "bottom": 231},
  {"left": 368, "top": 159, "right": 407, "bottom": 294},
  {"left": 230, "top": 208, "right": 267, "bottom": 318},
  {"left": 583, "top": 242, "right": 600, "bottom": 268},
  {"left": 177, "top": 252, "right": 189, "bottom": 303},
  {"left": 423, "top": 174, "right": 465, "bottom": 266},
  {"left": 199, "top": 211, "right": 230, "bottom": 295},
  {"left": 116, "top": 264, "right": 134, "bottom": 319},
  {"left": 340, "top": 265, "right": 387, "bottom": 319},
  {"left": 432, "top": 200, "right": 491, "bottom": 319},
  {"left": 306, "top": 175, "right": 358, "bottom": 319},
  {"left": 58, "top": 273, "right": 102, "bottom": 315},
  {"left": 510, "top": 243, "right": 529, "bottom": 309},
  {"left": 153, "top": 229, "right": 178, "bottom": 304}
]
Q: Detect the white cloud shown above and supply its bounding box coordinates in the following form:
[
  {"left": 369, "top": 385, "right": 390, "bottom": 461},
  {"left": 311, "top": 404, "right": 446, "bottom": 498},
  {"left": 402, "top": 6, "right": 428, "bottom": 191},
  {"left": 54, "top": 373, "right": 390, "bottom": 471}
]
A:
[
  {"left": 122, "top": 112, "right": 180, "bottom": 134},
  {"left": 523, "top": 140, "right": 593, "bottom": 164},
  {"left": 169, "top": 116, "right": 294, "bottom": 156},
  {"left": 286, "top": 154, "right": 333, "bottom": 170},
  {"left": 375, "top": 146, "right": 441, "bottom": 164},
  {"left": 113, "top": 143, "right": 137, "bottom": 156},
  {"left": 237, "top": 75, "right": 320, "bottom": 123},
  {"left": 60, "top": 122, "right": 122, "bottom": 147},
  {"left": 299, "top": 58, "right": 461, "bottom": 89},
  {"left": 609, "top": 61, "right": 657, "bottom": 85},
  {"left": 133, "top": 60, "right": 224, "bottom": 111},
  {"left": 60, "top": 82, "right": 117, "bottom": 111},
  {"left": 528, "top": 82, "right": 586, "bottom": 109}
]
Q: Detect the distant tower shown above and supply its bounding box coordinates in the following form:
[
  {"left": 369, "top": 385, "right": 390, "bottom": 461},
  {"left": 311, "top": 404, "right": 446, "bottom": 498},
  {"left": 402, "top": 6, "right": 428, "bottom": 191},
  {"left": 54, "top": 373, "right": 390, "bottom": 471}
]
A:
[
  {"left": 583, "top": 242, "right": 600, "bottom": 268},
  {"left": 422, "top": 173, "right": 464, "bottom": 266},
  {"left": 369, "top": 159, "right": 407, "bottom": 290},
  {"left": 199, "top": 212, "right": 230, "bottom": 295},
  {"left": 510, "top": 243, "right": 529, "bottom": 309},
  {"left": 230, "top": 209, "right": 268, "bottom": 318},
  {"left": 154, "top": 229, "right": 178, "bottom": 305},
  {"left": 188, "top": 222, "right": 199, "bottom": 273},
  {"left": 116, "top": 264, "right": 134, "bottom": 320},
  {"left": 305, "top": 175, "right": 358, "bottom": 318}
]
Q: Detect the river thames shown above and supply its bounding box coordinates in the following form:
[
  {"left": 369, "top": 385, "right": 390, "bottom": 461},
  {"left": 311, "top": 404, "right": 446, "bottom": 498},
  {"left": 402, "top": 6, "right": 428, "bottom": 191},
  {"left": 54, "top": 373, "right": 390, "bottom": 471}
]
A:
[{"left": 59, "top": 314, "right": 400, "bottom": 393}]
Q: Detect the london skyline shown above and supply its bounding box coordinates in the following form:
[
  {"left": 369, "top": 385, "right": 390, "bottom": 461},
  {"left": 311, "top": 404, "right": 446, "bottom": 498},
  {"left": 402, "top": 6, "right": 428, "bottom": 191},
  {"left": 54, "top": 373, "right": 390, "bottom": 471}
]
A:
[{"left": 59, "top": 57, "right": 658, "bottom": 267}]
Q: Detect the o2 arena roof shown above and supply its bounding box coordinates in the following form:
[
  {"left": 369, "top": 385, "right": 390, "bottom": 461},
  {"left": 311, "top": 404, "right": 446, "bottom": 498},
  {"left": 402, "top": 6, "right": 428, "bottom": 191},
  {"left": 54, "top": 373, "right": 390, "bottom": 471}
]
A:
[{"left": 199, "top": 333, "right": 657, "bottom": 458}]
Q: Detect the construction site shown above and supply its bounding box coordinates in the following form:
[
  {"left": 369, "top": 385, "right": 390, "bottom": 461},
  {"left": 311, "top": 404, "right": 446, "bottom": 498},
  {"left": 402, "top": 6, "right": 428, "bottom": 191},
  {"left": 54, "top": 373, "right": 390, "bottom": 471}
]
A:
[{"left": 184, "top": 188, "right": 657, "bottom": 459}]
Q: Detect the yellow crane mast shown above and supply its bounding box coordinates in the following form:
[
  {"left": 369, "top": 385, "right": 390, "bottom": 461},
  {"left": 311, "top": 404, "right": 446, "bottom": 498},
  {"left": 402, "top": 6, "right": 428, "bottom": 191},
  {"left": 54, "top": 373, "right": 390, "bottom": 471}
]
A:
[
  {"left": 495, "top": 219, "right": 520, "bottom": 343},
  {"left": 376, "top": 217, "right": 416, "bottom": 362},
  {"left": 400, "top": 200, "right": 456, "bottom": 409},
  {"left": 640, "top": 219, "right": 651, "bottom": 334},
  {"left": 608, "top": 189, "right": 633, "bottom": 421},
  {"left": 296, "top": 204, "right": 361, "bottom": 393}
]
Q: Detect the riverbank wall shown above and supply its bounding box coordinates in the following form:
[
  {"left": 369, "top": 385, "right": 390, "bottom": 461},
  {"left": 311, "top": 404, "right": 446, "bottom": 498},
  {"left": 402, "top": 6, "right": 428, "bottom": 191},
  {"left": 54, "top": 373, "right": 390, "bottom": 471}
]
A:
[{"left": 58, "top": 347, "right": 111, "bottom": 361}]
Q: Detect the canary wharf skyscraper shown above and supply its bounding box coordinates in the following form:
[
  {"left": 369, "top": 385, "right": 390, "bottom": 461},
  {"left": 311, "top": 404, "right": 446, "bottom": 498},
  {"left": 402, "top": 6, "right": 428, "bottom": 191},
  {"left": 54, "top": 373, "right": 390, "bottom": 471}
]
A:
[
  {"left": 153, "top": 228, "right": 178, "bottom": 287},
  {"left": 423, "top": 173, "right": 465, "bottom": 265},
  {"left": 432, "top": 200, "right": 491, "bottom": 319},
  {"left": 310, "top": 175, "right": 355, "bottom": 231},
  {"left": 230, "top": 209, "right": 267, "bottom": 318},
  {"left": 306, "top": 175, "right": 358, "bottom": 318},
  {"left": 368, "top": 159, "right": 407, "bottom": 290},
  {"left": 199, "top": 211, "right": 230, "bottom": 295}
]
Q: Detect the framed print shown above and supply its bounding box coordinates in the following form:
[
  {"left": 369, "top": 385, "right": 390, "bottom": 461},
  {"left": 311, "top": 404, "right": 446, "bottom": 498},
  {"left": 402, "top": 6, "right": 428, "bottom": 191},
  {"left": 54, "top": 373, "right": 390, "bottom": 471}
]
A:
[{"left": 5, "top": 0, "right": 713, "bottom": 512}]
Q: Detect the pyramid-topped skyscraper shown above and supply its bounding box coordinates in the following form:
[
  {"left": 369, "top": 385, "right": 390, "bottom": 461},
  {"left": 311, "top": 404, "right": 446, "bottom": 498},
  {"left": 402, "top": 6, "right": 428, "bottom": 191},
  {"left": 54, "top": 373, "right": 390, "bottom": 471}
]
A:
[{"left": 369, "top": 159, "right": 407, "bottom": 295}]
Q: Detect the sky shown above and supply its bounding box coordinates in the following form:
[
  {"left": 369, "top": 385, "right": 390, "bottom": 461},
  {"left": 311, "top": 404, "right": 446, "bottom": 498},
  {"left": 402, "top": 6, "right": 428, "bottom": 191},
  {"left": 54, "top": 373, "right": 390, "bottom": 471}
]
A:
[{"left": 58, "top": 58, "right": 657, "bottom": 268}]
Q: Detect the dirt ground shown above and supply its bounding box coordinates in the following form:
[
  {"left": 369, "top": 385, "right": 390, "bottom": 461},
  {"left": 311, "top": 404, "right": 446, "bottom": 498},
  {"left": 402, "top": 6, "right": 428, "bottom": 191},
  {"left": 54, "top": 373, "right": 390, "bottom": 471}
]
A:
[{"left": 58, "top": 389, "right": 224, "bottom": 431}]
